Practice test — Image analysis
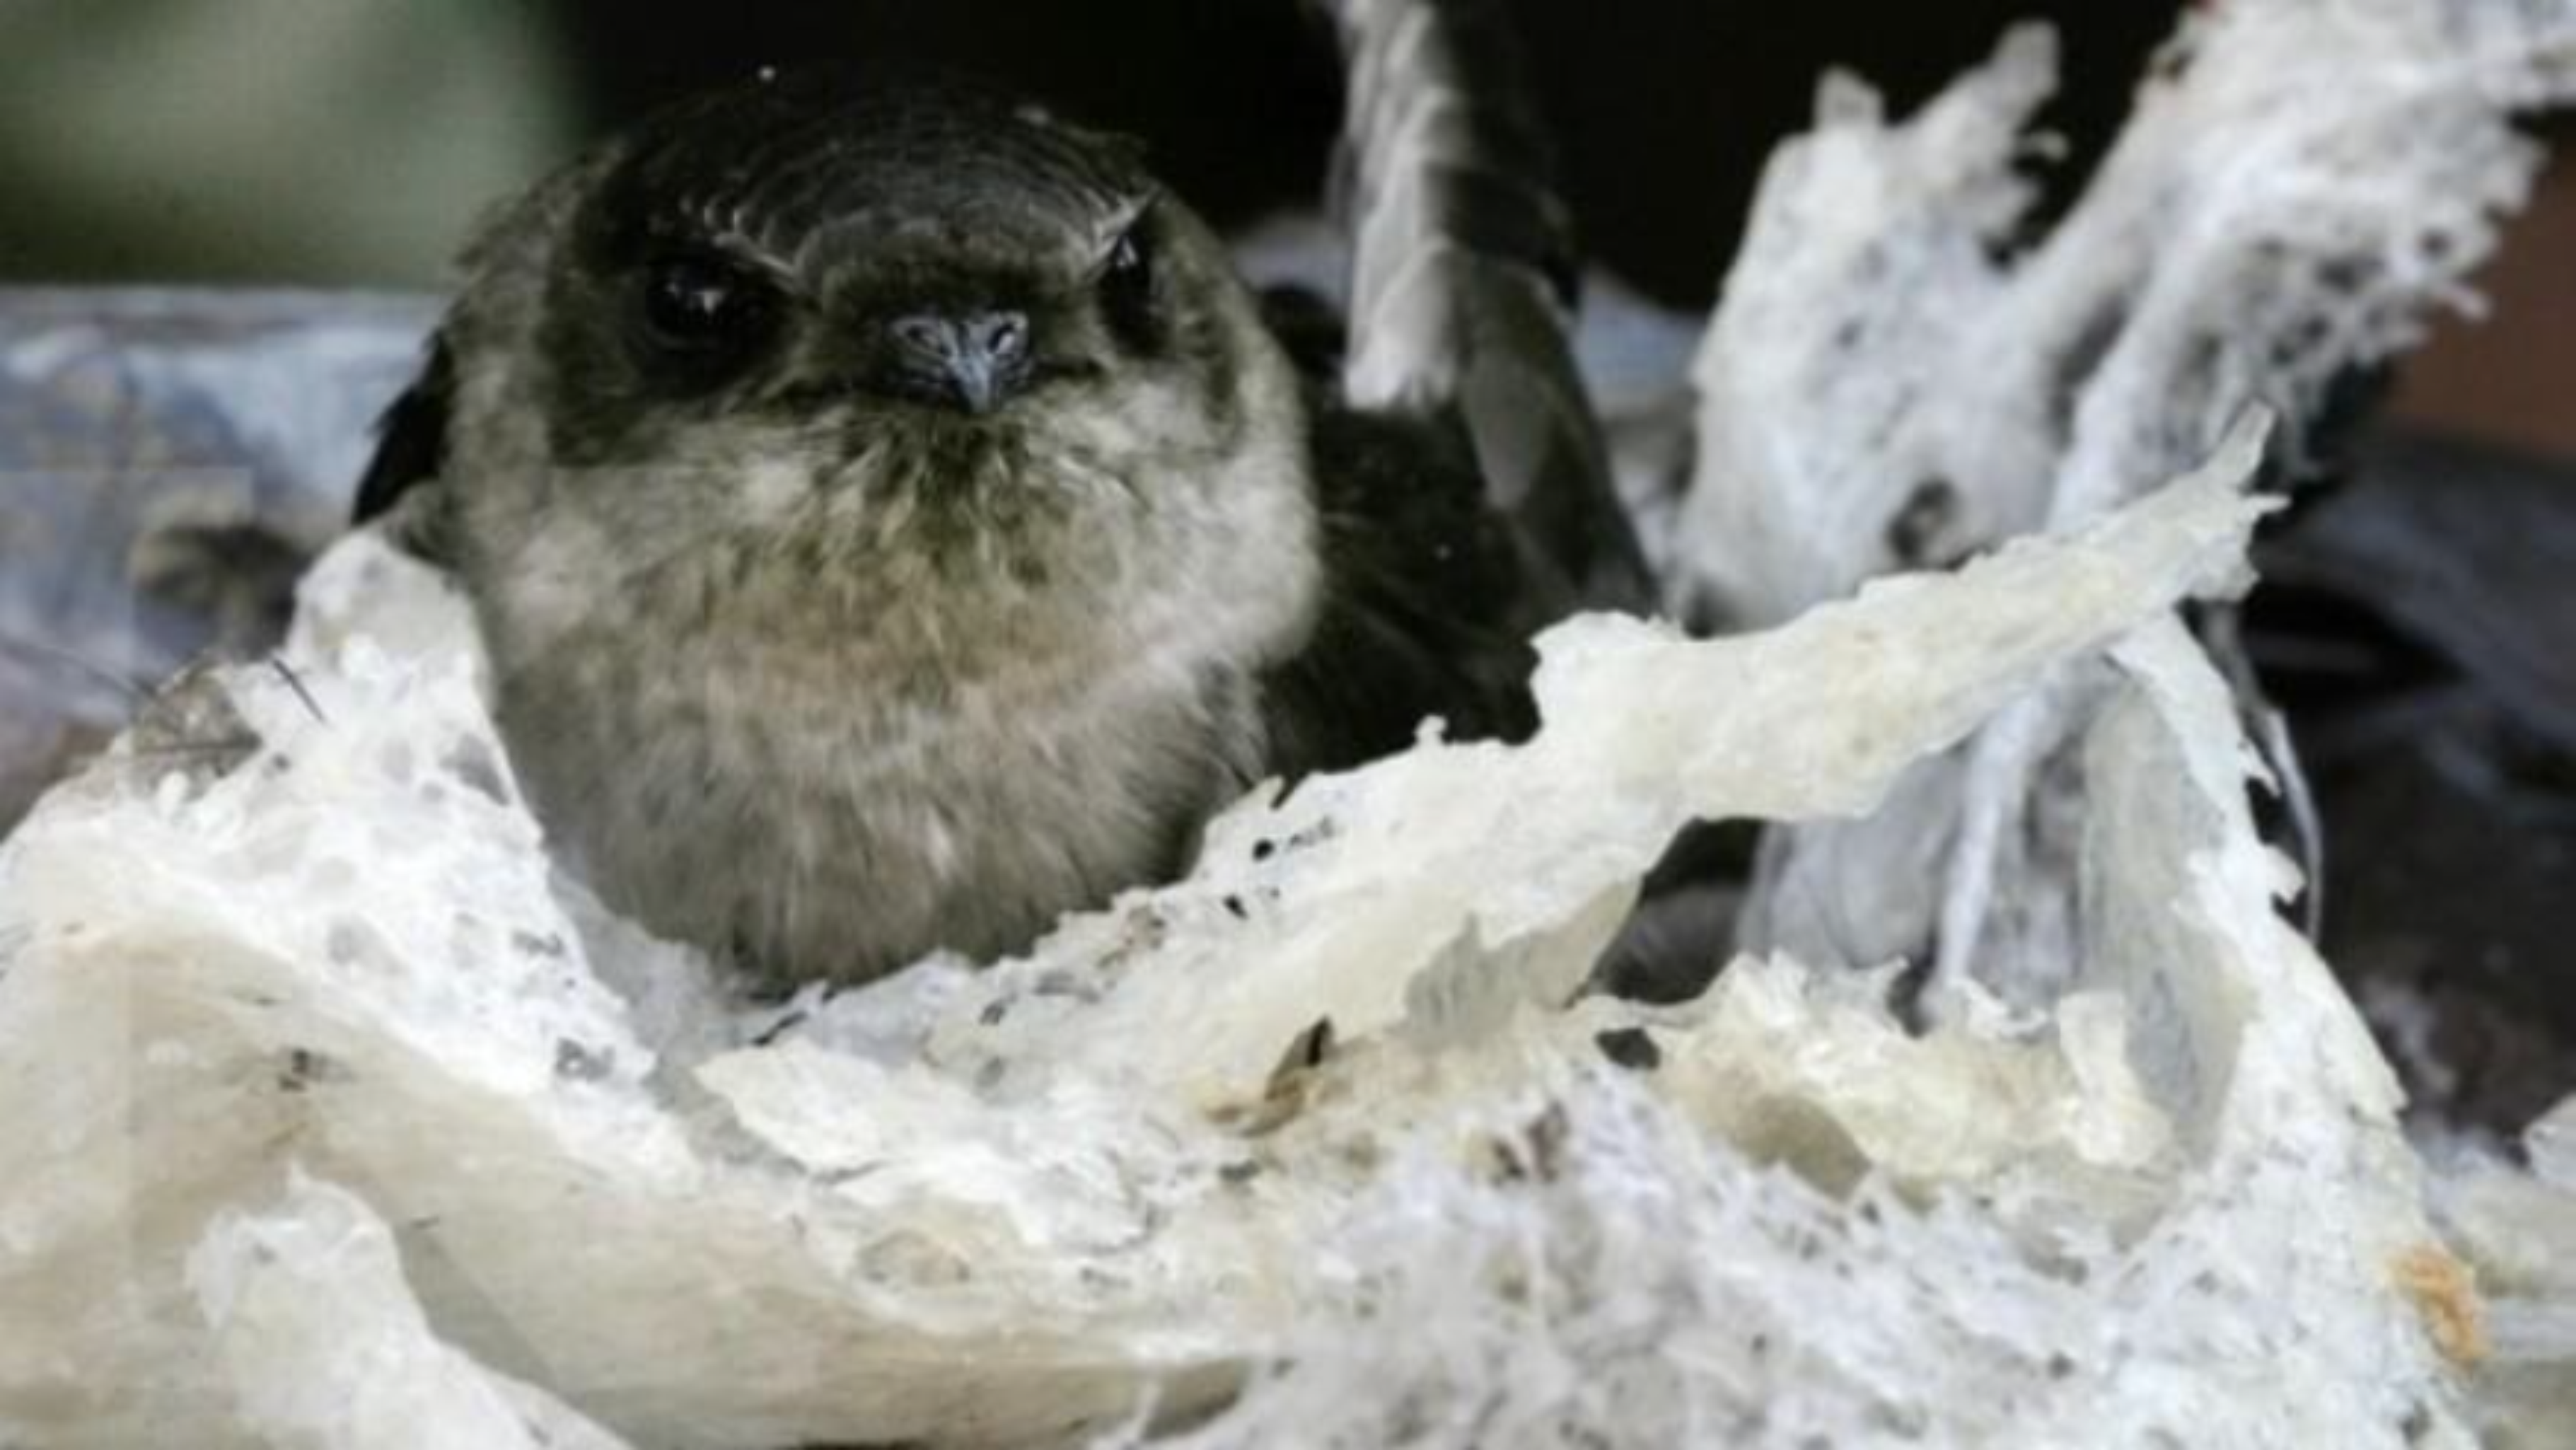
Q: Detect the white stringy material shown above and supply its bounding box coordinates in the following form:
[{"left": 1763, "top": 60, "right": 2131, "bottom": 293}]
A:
[{"left": 2, "top": 1, "right": 2572, "bottom": 1445}]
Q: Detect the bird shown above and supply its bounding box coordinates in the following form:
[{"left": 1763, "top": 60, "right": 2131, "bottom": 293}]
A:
[{"left": 352, "top": 6, "right": 1648, "bottom": 994}]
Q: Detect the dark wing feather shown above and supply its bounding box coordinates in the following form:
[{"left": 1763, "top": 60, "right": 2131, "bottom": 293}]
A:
[
  {"left": 1321, "top": 0, "right": 1652, "bottom": 614},
  {"left": 351, "top": 334, "right": 456, "bottom": 530},
  {"left": 1259, "top": 400, "right": 1543, "bottom": 780}
]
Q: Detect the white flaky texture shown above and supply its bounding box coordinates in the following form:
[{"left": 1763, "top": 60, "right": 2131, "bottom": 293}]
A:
[
  {"left": 1676, "top": 0, "right": 2576, "bottom": 1006},
  {"left": 4, "top": 2, "right": 2572, "bottom": 1446},
  {"left": 0, "top": 441, "right": 2546, "bottom": 1449}
]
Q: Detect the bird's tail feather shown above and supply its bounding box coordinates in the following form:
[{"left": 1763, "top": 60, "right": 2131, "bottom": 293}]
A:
[{"left": 1323, "top": 0, "right": 1654, "bottom": 613}]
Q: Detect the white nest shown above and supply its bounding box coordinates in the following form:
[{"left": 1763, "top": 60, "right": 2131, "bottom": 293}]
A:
[{"left": 3, "top": 1, "right": 2572, "bottom": 1446}]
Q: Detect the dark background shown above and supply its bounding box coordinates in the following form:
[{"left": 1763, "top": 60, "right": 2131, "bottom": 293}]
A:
[
  {"left": 4, "top": 1, "right": 2565, "bottom": 457},
  {"left": 577, "top": 0, "right": 2576, "bottom": 450},
  {"left": 555, "top": 0, "right": 2183, "bottom": 308}
]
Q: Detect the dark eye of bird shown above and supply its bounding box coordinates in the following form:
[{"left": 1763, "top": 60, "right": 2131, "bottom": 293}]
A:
[
  {"left": 637, "top": 252, "right": 777, "bottom": 359},
  {"left": 1098, "top": 224, "right": 1159, "bottom": 348}
]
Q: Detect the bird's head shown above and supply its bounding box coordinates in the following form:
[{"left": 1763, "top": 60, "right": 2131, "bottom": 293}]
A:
[{"left": 429, "top": 66, "right": 1313, "bottom": 649}]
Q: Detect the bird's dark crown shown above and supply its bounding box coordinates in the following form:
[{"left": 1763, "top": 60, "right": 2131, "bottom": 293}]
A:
[
  {"left": 589, "top": 66, "right": 1154, "bottom": 283},
  {"left": 533, "top": 65, "right": 1213, "bottom": 445}
]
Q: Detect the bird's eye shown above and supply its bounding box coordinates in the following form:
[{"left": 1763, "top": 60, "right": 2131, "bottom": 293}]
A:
[
  {"left": 1106, "top": 230, "right": 1148, "bottom": 284},
  {"left": 638, "top": 252, "right": 776, "bottom": 355},
  {"left": 1098, "top": 223, "right": 1159, "bottom": 347}
]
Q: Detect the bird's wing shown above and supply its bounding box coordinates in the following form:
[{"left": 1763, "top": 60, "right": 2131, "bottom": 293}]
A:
[
  {"left": 1323, "top": 0, "right": 1652, "bottom": 613},
  {"left": 350, "top": 335, "right": 454, "bottom": 530}
]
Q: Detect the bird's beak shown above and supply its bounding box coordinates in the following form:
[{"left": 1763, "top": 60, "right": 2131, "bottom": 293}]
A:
[{"left": 878, "top": 310, "right": 1034, "bottom": 414}]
